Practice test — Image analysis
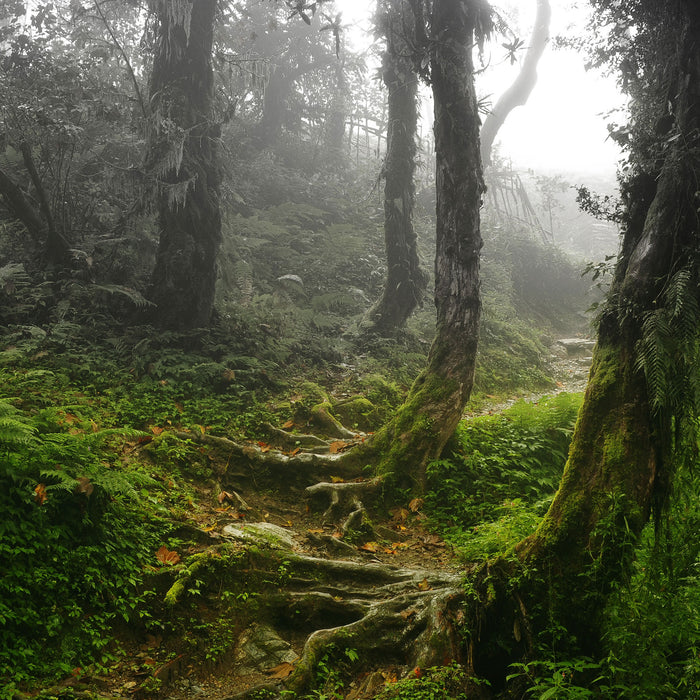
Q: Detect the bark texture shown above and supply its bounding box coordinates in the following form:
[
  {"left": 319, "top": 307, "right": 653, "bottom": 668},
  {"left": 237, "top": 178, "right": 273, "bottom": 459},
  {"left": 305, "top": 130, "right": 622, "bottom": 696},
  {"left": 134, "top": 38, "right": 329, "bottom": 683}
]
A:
[
  {"left": 361, "top": 0, "right": 428, "bottom": 336},
  {"left": 356, "top": 0, "right": 487, "bottom": 492},
  {"left": 468, "top": 3, "right": 700, "bottom": 688},
  {"left": 146, "top": 0, "right": 222, "bottom": 329}
]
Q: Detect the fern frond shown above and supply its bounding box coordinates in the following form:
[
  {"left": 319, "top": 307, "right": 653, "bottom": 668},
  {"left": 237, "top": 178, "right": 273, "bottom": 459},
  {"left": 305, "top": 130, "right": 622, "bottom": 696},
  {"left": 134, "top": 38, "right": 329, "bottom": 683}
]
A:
[{"left": 93, "top": 284, "right": 156, "bottom": 309}]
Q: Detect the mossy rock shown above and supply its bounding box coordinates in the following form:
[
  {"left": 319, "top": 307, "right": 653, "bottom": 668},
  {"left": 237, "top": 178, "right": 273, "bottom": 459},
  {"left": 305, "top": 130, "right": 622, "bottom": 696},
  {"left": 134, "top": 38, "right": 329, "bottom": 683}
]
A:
[{"left": 332, "top": 397, "right": 381, "bottom": 432}]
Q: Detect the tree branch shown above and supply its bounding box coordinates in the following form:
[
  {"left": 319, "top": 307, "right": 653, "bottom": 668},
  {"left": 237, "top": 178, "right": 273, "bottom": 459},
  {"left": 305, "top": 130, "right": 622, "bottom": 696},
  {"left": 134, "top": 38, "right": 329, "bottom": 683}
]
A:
[{"left": 480, "top": 0, "right": 551, "bottom": 165}]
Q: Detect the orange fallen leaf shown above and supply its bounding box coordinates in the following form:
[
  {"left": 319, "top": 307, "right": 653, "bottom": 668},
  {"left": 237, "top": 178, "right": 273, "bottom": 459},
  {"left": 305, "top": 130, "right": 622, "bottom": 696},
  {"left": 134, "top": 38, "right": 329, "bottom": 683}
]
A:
[
  {"left": 266, "top": 661, "right": 295, "bottom": 679},
  {"left": 257, "top": 441, "right": 271, "bottom": 453},
  {"left": 417, "top": 578, "right": 432, "bottom": 591},
  {"left": 150, "top": 425, "right": 164, "bottom": 436},
  {"left": 307, "top": 528, "right": 325, "bottom": 535},
  {"left": 408, "top": 497, "right": 424, "bottom": 513},
  {"left": 218, "top": 490, "right": 232, "bottom": 504},
  {"left": 282, "top": 420, "right": 295, "bottom": 429},
  {"left": 156, "top": 546, "right": 180, "bottom": 566},
  {"left": 76, "top": 476, "right": 94, "bottom": 497},
  {"left": 330, "top": 476, "right": 345, "bottom": 483},
  {"left": 359, "top": 541, "right": 379, "bottom": 552},
  {"left": 329, "top": 441, "right": 347, "bottom": 454},
  {"left": 332, "top": 531, "right": 343, "bottom": 539},
  {"left": 34, "top": 483, "right": 47, "bottom": 506},
  {"left": 289, "top": 447, "right": 301, "bottom": 456},
  {"left": 400, "top": 608, "right": 418, "bottom": 620}
]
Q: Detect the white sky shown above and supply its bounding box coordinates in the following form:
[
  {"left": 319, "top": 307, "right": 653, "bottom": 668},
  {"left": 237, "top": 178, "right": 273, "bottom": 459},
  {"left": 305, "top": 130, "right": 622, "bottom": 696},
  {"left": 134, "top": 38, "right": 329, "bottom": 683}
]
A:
[{"left": 334, "top": 0, "right": 625, "bottom": 178}]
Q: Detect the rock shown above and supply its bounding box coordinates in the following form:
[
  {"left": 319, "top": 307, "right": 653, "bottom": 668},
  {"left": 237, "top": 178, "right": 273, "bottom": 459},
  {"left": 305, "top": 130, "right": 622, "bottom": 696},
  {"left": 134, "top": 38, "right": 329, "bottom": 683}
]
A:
[
  {"left": 222, "top": 522, "right": 297, "bottom": 550},
  {"left": 556, "top": 338, "right": 596, "bottom": 355},
  {"left": 235, "top": 624, "right": 299, "bottom": 673}
]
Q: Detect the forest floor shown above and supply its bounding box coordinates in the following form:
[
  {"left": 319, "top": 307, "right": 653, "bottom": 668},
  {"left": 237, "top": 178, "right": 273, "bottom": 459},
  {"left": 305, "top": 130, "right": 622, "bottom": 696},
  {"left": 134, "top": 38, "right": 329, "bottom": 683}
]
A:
[{"left": 48, "top": 342, "right": 593, "bottom": 700}]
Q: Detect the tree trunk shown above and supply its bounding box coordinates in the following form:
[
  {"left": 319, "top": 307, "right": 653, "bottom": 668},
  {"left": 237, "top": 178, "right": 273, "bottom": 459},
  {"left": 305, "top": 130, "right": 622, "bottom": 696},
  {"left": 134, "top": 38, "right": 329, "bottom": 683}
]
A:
[
  {"left": 360, "top": 0, "right": 428, "bottom": 337},
  {"left": 468, "top": 4, "right": 700, "bottom": 687},
  {"left": 353, "top": 0, "right": 487, "bottom": 491},
  {"left": 0, "top": 156, "right": 70, "bottom": 269},
  {"left": 323, "top": 58, "right": 348, "bottom": 162},
  {"left": 480, "top": 0, "right": 551, "bottom": 166},
  {"left": 146, "top": 0, "right": 221, "bottom": 330}
]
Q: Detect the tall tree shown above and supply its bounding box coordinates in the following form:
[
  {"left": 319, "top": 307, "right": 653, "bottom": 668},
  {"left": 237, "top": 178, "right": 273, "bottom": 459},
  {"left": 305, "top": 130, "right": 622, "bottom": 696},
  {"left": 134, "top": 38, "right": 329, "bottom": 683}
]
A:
[
  {"left": 145, "top": 0, "right": 221, "bottom": 329},
  {"left": 480, "top": 0, "right": 551, "bottom": 166},
  {"left": 360, "top": 0, "right": 428, "bottom": 337},
  {"left": 467, "top": 0, "right": 700, "bottom": 686},
  {"left": 349, "top": 0, "right": 491, "bottom": 490}
]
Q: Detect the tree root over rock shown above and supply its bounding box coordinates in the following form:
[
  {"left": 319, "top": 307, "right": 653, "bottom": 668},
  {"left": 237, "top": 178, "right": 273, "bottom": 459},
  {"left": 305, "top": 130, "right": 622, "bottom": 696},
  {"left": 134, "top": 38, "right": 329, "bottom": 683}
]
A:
[{"left": 240, "top": 551, "right": 467, "bottom": 697}]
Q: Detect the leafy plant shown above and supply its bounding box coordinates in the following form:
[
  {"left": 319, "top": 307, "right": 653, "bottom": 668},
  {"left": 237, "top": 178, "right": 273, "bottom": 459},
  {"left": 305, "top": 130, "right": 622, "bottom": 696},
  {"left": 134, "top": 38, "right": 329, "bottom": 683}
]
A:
[{"left": 425, "top": 393, "right": 583, "bottom": 556}]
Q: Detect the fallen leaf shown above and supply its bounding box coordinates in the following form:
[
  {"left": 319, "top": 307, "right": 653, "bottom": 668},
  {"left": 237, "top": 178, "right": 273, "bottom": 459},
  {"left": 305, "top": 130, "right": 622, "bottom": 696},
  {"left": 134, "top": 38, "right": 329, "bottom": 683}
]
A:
[
  {"left": 400, "top": 608, "right": 418, "bottom": 620},
  {"left": 417, "top": 578, "right": 432, "bottom": 591},
  {"left": 266, "top": 661, "right": 295, "bottom": 679},
  {"left": 408, "top": 497, "right": 424, "bottom": 513},
  {"left": 150, "top": 425, "right": 164, "bottom": 436},
  {"left": 359, "top": 541, "right": 379, "bottom": 552},
  {"left": 156, "top": 546, "right": 180, "bottom": 566},
  {"left": 329, "top": 440, "right": 347, "bottom": 454},
  {"left": 76, "top": 476, "right": 94, "bottom": 497},
  {"left": 282, "top": 419, "right": 295, "bottom": 429},
  {"left": 330, "top": 476, "right": 345, "bottom": 483},
  {"left": 202, "top": 525, "right": 216, "bottom": 532},
  {"left": 289, "top": 447, "right": 301, "bottom": 456},
  {"left": 307, "top": 528, "right": 325, "bottom": 535},
  {"left": 34, "top": 483, "right": 47, "bottom": 506},
  {"left": 222, "top": 369, "right": 236, "bottom": 382},
  {"left": 257, "top": 441, "right": 271, "bottom": 453},
  {"left": 332, "top": 530, "right": 343, "bottom": 539},
  {"left": 218, "top": 490, "right": 232, "bottom": 504}
]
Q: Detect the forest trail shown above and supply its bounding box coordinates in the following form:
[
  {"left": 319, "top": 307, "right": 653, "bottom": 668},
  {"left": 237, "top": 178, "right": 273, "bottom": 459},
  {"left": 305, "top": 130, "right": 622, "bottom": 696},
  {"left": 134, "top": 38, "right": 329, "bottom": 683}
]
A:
[{"left": 71, "top": 341, "right": 593, "bottom": 700}]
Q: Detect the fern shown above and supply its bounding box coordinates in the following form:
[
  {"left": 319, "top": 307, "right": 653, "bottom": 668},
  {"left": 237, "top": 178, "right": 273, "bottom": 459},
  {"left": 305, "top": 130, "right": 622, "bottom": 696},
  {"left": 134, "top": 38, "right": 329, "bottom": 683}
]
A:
[
  {"left": 93, "top": 284, "right": 155, "bottom": 308},
  {"left": 635, "top": 267, "right": 700, "bottom": 416},
  {"left": 0, "top": 401, "right": 37, "bottom": 449}
]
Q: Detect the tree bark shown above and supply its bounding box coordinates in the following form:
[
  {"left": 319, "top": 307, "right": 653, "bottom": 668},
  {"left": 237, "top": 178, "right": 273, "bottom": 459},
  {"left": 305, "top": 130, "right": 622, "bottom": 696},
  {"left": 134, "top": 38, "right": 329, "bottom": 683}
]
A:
[
  {"left": 361, "top": 0, "right": 428, "bottom": 337},
  {"left": 468, "top": 3, "right": 700, "bottom": 686},
  {"left": 146, "top": 0, "right": 222, "bottom": 330},
  {"left": 352, "top": 0, "right": 487, "bottom": 492},
  {"left": 480, "top": 0, "right": 551, "bottom": 166}
]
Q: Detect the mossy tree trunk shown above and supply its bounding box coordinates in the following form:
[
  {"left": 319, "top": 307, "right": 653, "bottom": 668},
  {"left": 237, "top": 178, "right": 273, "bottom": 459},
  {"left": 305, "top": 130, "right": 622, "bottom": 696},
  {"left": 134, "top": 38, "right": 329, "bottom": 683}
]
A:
[
  {"left": 146, "top": 0, "right": 222, "bottom": 330},
  {"left": 352, "top": 0, "right": 488, "bottom": 492},
  {"left": 469, "top": 3, "right": 700, "bottom": 687},
  {"left": 361, "top": 0, "right": 428, "bottom": 337}
]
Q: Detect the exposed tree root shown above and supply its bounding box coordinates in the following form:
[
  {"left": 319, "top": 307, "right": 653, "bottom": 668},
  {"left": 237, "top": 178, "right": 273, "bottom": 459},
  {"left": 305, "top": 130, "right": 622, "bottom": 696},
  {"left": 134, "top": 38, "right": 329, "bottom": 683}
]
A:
[
  {"left": 172, "top": 430, "right": 365, "bottom": 485},
  {"left": 243, "top": 551, "right": 467, "bottom": 696},
  {"left": 305, "top": 477, "right": 383, "bottom": 535},
  {"left": 261, "top": 422, "right": 330, "bottom": 449}
]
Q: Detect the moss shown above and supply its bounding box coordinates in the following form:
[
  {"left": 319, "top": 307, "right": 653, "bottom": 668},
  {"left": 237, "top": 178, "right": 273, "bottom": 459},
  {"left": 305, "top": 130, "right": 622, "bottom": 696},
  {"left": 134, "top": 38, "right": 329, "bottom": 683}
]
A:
[
  {"left": 332, "top": 397, "right": 380, "bottom": 432},
  {"left": 164, "top": 552, "right": 213, "bottom": 606}
]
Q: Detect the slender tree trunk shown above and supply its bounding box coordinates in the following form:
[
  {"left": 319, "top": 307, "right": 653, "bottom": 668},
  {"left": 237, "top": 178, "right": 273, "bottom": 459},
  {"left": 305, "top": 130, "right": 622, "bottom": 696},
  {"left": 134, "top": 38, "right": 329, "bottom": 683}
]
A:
[
  {"left": 323, "top": 58, "right": 348, "bottom": 162},
  {"left": 361, "top": 0, "right": 428, "bottom": 337},
  {"left": 480, "top": 0, "right": 551, "bottom": 166},
  {"left": 146, "top": 0, "right": 221, "bottom": 330},
  {"left": 352, "top": 0, "right": 487, "bottom": 491}
]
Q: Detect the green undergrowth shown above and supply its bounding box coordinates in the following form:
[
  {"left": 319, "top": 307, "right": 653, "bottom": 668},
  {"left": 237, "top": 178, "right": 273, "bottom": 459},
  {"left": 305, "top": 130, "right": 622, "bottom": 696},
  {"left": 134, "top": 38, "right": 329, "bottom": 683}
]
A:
[
  {"left": 0, "top": 398, "right": 167, "bottom": 690},
  {"left": 425, "top": 393, "right": 584, "bottom": 559}
]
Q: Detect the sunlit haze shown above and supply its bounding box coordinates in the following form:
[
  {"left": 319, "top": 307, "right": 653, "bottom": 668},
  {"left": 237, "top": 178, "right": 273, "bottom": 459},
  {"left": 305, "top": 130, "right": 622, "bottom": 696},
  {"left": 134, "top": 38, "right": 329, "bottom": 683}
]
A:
[{"left": 334, "top": 0, "right": 624, "bottom": 177}]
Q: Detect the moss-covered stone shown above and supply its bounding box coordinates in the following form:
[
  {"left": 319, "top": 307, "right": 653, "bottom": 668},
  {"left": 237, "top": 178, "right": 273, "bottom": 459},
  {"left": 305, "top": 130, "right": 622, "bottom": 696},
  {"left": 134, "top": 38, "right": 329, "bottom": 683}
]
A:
[{"left": 332, "top": 397, "right": 381, "bottom": 432}]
